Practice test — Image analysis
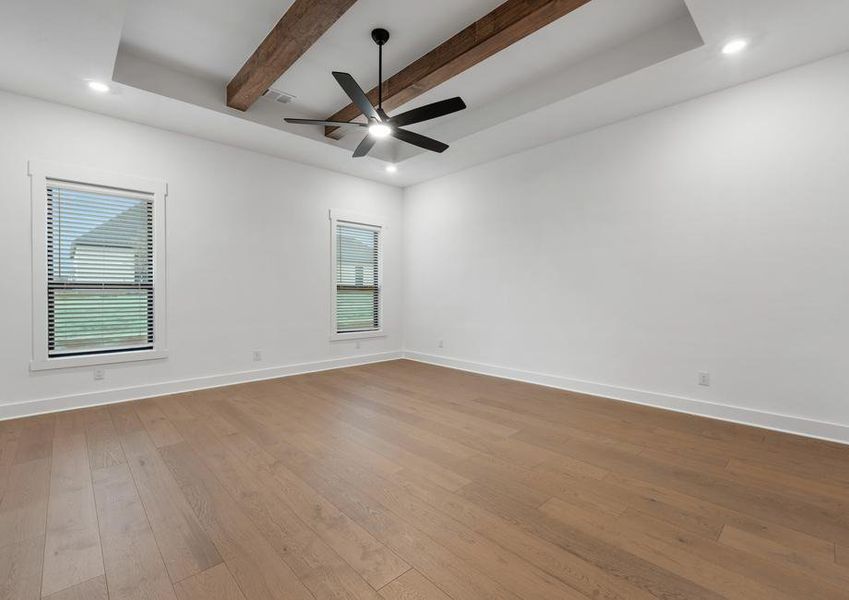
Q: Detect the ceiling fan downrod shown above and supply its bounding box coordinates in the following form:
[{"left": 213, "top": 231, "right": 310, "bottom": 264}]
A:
[{"left": 371, "top": 28, "right": 389, "bottom": 111}]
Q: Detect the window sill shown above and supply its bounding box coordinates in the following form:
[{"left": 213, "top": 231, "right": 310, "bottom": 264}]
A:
[
  {"left": 330, "top": 330, "right": 386, "bottom": 342},
  {"left": 30, "top": 349, "right": 168, "bottom": 371}
]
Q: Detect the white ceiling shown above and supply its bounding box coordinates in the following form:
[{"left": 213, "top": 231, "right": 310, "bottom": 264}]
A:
[
  {"left": 121, "top": 0, "right": 298, "bottom": 83},
  {"left": 271, "top": 0, "right": 510, "bottom": 117},
  {"left": 1, "top": 0, "right": 849, "bottom": 187},
  {"left": 116, "top": 0, "right": 694, "bottom": 159}
]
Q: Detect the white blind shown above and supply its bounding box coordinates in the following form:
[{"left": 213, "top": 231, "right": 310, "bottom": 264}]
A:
[
  {"left": 336, "top": 222, "right": 380, "bottom": 333},
  {"left": 46, "top": 182, "right": 155, "bottom": 357}
]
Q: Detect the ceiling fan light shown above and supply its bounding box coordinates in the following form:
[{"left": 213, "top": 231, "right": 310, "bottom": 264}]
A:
[{"left": 368, "top": 123, "right": 392, "bottom": 138}]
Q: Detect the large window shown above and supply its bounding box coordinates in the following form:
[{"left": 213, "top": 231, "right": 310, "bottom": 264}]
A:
[
  {"left": 30, "top": 161, "right": 167, "bottom": 369},
  {"left": 330, "top": 211, "right": 384, "bottom": 339},
  {"left": 47, "top": 183, "right": 154, "bottom": 356}
]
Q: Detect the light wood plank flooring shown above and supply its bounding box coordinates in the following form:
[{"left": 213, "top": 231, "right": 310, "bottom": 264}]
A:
[{"left": 1, "top": 359, "right": 848, "bottom": 599}]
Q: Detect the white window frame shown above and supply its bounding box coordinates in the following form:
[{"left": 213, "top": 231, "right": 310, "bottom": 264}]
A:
[
  {"left": 329, "top": 209, "right": 386, "bottom": 341},
  {"left": 29, "top": 160, "right": 168, "bottom": 370}
]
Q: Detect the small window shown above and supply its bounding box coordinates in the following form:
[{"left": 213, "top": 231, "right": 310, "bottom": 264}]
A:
[
  {"left": 330, "top": 211, "right": 384, "bottom": 340},
  {"left": 30, "top": 161, "right": 167, "bottom": 370}
]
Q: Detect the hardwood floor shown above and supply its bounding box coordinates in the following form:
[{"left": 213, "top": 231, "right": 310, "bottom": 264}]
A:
[{"left": 1, "top": 359, "right": 848, "bottom": 599}]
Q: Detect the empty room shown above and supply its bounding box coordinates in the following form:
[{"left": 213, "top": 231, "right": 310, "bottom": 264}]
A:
[{"left": 2, "top": 0, "right": 849, "bottom": 598}]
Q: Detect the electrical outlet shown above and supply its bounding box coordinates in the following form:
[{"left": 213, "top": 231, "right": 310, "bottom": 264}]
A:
[
  {"left": 698, "top": 371, "right": 710, "bottom": 387},
  {"left": 252, "top": 350, "right": 262, "bottom": 362},
  {"left": 438, "top": 339, "right": 444, "bottom": 349},
  {"left": 355, "top": 341, "right": 361, "bottom": 350},
  {"left": 93, "top": 368, "right": 105, "bottom": 381}
]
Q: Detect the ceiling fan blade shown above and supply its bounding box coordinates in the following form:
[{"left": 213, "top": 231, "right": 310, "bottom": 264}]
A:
[
  {"left": 391, "top": 128, "right": 449, "bottom": 153},
  {"left": 352, "top": 134, "right": 377, "bottom": 158},
  {"left": 332, "top": 72, "right": 379, "bottom": 121},
  {"left": 285, "top": 118, "right": 366, "bottom": 127},
  {"left": 389, "top": 97, "right": 466, "bottom": 127}
]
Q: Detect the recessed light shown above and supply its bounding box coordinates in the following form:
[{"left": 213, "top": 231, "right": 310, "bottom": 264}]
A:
[
  {"left": 385, "top": 164, "right": 397, "bottom": 173},
  {"left": 721, "top": 39, "right": 748, "bottom": 55},
  {"left": 368, "top": 123, "right": 392, "bottom": 138},
  {"left": 87, "top": 81, "right": 111, "bottom": 93}
]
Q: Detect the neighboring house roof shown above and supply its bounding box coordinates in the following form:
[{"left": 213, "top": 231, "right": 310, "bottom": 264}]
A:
[
  {"left": 72, "top": 203, "right": 148, "bottom": 253},
  {"left": 338, "top": 231, "right": 376, "bottom": 265}
]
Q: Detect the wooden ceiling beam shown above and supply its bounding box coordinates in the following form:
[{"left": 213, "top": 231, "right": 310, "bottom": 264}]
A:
[
  {"left": 324, "top": 0, "right": 592, "bottom": 137},
  {"left": 227, "top": 0, "right": 359, "bottom": 112}
]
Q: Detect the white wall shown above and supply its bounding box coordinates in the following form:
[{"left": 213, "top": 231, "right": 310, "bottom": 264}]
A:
[
  {"left": 403, "top": 52, "right": 849, "bottom": 442},
  {"left": 4, "top": 52, "right": 849, "bottom": 442},
  {"left": 0, "top": 91, "right": 403, "bottom": 418}
]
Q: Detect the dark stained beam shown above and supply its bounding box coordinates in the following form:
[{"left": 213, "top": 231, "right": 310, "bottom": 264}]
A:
[
  {"left": 324, "top": 0, "right": 592, "bottom": 137},
  {"left": 227, "top": 0, "right": 359, "bottom": 112}
]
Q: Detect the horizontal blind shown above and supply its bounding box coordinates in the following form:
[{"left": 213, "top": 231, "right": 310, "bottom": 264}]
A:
[
  {"left": 336, "top": 222, "right": 379, "bottom": 333},
  {"left": 46, "top": 182, "right": 154, "bottom": 356}
]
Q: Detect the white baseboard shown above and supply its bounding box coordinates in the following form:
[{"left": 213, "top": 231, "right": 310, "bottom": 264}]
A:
[
  {"left": 403, "top": 351, "right": 849, "bottom": 446},
  {"left": 7, "top": 348, "right": 849, "bottom": 446},
  {"left": 1, "top": 351, "right": 404, "bottom": 421}
]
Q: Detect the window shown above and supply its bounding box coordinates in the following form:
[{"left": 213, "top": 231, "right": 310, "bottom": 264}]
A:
[
  {"left": 330, "top": 210, "right": 385, "bottom": 340},
  {"left": 30, "top": 161, "right": 167, "bottom": 369}
]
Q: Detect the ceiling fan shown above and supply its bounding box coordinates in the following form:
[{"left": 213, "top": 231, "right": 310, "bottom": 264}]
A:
[{"left": 284, "top": 28, "right": 466, "bottom": 158}]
